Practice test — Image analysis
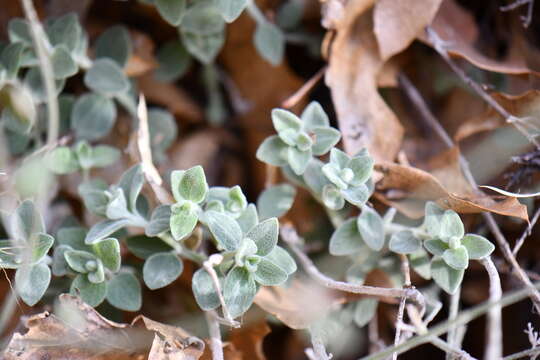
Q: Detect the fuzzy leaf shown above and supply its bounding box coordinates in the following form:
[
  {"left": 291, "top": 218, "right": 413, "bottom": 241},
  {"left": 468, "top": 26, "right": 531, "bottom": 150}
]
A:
[
  {"left": 84, "top": 58, "right": 129, "bottom": 94},
  {"left": 236, "top": 204, "right": 259, "bottom": 234},
  {"left": 205, "top": 211, "right": 243, "bottom": 251},
  {"left": 219, "top": 0, "right": 248, "bottom": 22},
  {"left": 389, "top": 230, "right": 422, "bottom": 254},
  {"left": 254, "top": 21, "right": 284, "bottom": 66},
  {"left": 46, "top": 13, "right": 81, "bottom": 52},
  {"left": 31, "top": 233, "right": 54, "bottom": 263},
  {"left": 264, "top": 245, "right": 297, "bottom": 275},
  {"left": 78, "top": 179, "right": 109, "bottom": 216},
  {"left": 311, "top": 127, "right": 341, "bottom": 156},
  {"left": 125, "top": 235, "right": 173, "bottom": 259},
  {"left": 431, "top": 258, "right": 464, "bottom": 294},
  {"left": 245, "top": 218, "right": 279, "bottom": 256},
  {"left": 301, "top": 101, "right": 329, "bottom": 129},
  {"left": 71, "top": 93, "right": 116, "bottom": 140},
  {"left": 223, "top": 267, "right": 257, "bottom": 318},
  {"left": 143, "top": 252, "right": 183, "bottom": 290},
  {"left": 64, "top": 249, "right": 97, "bottom": 273},
  {"left": 357, "top": 206, "right": 385, "bottom": 251},
  {"left": 424, "top": 238, "right": 448, "bottom": 257},
  {"left": 322, "top": 184, "right": 345, "bottom": 210},
  {"left": 92, "top": 238, "right": 121, "bottom": 272},
  {"left": 180, "top": 30, "right": 224, "bottom": 64},
  {"left": 257, "top": 184, "right": 296, "bottom": 220},
  {"left": 0, "top": 42, "right": 24, "bottom": 78},
  {"left": 341, "top": 184, "right": 370, "bottom": 207},
  {"left": 253, "top": 258, "right": 288, "bottom": 286},
  {"left": 46, "top": 146, "right": 79, "bottom": 174},
  {"left": 70, "top": 274, "right": 107, "bottom": 307},
  {"left": 192, "top": 268, "right": 220, "bottom": 311},
  {"left": 442, "top": 245, "right": 469, "bottom": 270},
  {"left": 354, "top": 298, "right": 378, "bottom": 327},
  {"left": 85, "top": 219, "right": 130, "bottom": 245},
  {"left": 51, "top": 45, "right": 77, "bottom": 79},
  {"left": 106, "top": 272, "right": 142, "bottom": 311},
  {"left": 95, "top": 25, "right": 132, "bottom": 66},
  {"left": 423, "top": 201, "right": 445, "bottom": 238},
  {"left": 171, "top": 166, "right": 208, "bottom": 203},
  {"left": 461, "top": 234, "right": 495, "bottom": 260},
  {"left": 15, "top": 263, "right": 51, "bottom": 306},
  {"left": 11, "top": 200, "right": 44, "bottom": 241},
  {"left": 439, "top": 210, "right": 465, "bottom": 241},
  {"left": 155, "top": 40, "right": 191, "bottom": 82},
  {"left": 409, "top": 249, "right": 431, "bottom": 280},
  {"left": 170, "top": 203, "right": 198, "bottom": 241},
  {"left": 146, "top": 205, "right": 172, "bottom": 237},
  {"left": 272, "top": 108, "right": 302, "bottom": 134},
  {"left": 329, "top": 218, "right": 364, "bottom": 256},
  {"left": 348, "top": 152, "right": 374, "bottom": 186},
  {"left": 256, "top": 135, "right": 288, "bottom": 166},
  {"left": 8, "top": 18, "right": 32, "bottom": 45},
  {"left": 288, "top": 146, "right": 311, "bottom": 175}
]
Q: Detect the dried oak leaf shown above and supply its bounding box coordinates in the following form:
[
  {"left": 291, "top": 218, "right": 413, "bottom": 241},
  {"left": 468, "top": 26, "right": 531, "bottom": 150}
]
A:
[
  {"left": 374, "top": 148, "right": 528, "bottom": 221},
  {"left": 3, "top": 294, "right": 204, "bottom": 360},
  {"left": 425, "top": 0, "right": 537, "bottom": 75},
  {"left": 374, "top": 0, "right": 443, "bottom": 61},
  {"left": 325, "top": 1, "right": 404, "bottom": 162}
]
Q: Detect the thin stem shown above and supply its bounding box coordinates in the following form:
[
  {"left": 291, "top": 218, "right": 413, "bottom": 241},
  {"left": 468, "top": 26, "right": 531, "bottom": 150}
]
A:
[
  {"left": 500, "top": 0, "right": 535, "bottom": 28},
  {"left": 513, "top": 206, "right": 540, "bottom": 255},
  {"left": 21, "top": 0, "right": 59, "bottom": 147},
  {"left": 446, "top": 288, "right": 461, "bottom": 360},
  {"left": 280, "top": 224, "right": 425, "bottom": 311},
  {"left": 480, "top": 257, "right": 503, "bottom": 360},
  {"left": 0, "top": 290, "right": 18, "bottom": 337},
  {"left": 246, "top": 0, "right": 267, "bottom": 25},
  {"left": 502, "top": 346, "right": 540, "bottom": 360},
  {"left": 205, "top": 310, "right": 224, "bottom": 360},
  {"left": 399, "top": 72, "right": 540, "bottom": 314},
  {"left": 361, "top": 282, "right": 540, "bottom": 360},
  {"left": 282, "top": 67, "right": 327, "bottom": 109},
  {"left": 305, "top": 329, "right": 333, "bottom": 360},
  {"left": 392, "top": 255, "right": 411, "bottom": 360}
]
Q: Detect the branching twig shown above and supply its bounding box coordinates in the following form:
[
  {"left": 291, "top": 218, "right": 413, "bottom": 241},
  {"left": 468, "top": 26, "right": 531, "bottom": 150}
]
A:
[
  {"left": 205, "top": 310, "right": 224, "bottom": 360},
  {"left": 280, "top": 224, "right": 426, "bottom": 312},
  {"left": 480, "top": 257, "right": 503, "bottom": 360},
  {"left": 399, "top": 72, "right": 540, "bottom": 314},
  {"left": 282, "top": 67, "right": 327, "bottom": 109},
  {"left": 305, "top": 329, "right": 333, "bottom": 360},
  {"left": 513, "top": 206, "right": 540, "bottom": 255},
  {"left": 21, "top": 0, "right": 59, "bottom": 147},
  {"left": 500, "top": 0, "right": 535, "bottom": 28}
]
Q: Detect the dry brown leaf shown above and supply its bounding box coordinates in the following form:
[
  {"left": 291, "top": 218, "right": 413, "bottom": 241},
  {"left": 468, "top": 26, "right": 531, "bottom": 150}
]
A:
[
  {"left": 375, "top": 155, "right": 529, "bottom": 221},
  {"left": 374, "top": 0, "right": 443, "bottom": 61},
  {"left": 228, "top": 321, "right": 271, "bottom": 360},
  {"left": 2, "top": 294, "right": 204, "bottom": 360},
  {"left": 325, "top": 2, "right": 404, "bottom": 162},
  {"left": 254, "top": 277, "right": 346, "bottom": 329},
  {"left": 125, "top": 29, "right": 158, "bottom": 77},
  {"left": 425, "top": 0, "right": 536, "bottom": 75}
]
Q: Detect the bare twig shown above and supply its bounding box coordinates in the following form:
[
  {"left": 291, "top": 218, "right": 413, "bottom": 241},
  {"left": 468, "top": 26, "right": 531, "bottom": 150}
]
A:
[
  {"left": 305, "top": 329, "right": 333, "bottom": 360},
  {"left": 280, "top": 224, "right": 426, "bottom": 312},
  {"left": 203, "top": 255, "right": 240, "bottom": 328},
  {"left": 500, "top": 0, "right": 535, "bottom": 28},
  {"left": 502, "top": 347, "right": 540, "bottom": 360},
  {"left": 480, "top": 257, "right": 503, "bottom": 360},
  {"left": 392, "top": 255, "right": 411, "bottom": 360},
  {"left": 205, "top": 310, "right": 224, "bottom": 360},
  {"left": 399, "top": 72, "right": 540, "bottom": 314},
  {"left": 0, "top": 290, "right": 18, "bottom": 337},
  {"left": 447, "top": 288, "right": 461, "bottom": 360},
  {"left": 513, "top": 206, "right": 540, "bottom": 255},
  {"left": 21, "top": 0, "right": 59, "bottom": 147},
  {"left": 282, "top": 67, "right": 327, "bottom": 109}
]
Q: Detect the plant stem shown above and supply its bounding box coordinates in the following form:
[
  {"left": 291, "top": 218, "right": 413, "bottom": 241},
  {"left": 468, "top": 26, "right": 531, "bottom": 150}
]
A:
[
  {"left": 21, "top": 0, "right": 59, "bottom": 148},
  {"left": 361, "top": 282, "right": 540, "bottom": 360},
  {"left": 205, "top": 310, "right": 224, "bottom": 360},
  {"left": 502, "top": 346, "right": 540, "bottom": 360},
  {"left": 446, "top": 287, "right": 461, "bottom": 360},
  {"left": 480, "top": 257, "right": 503, "bottom": 360},
  {"left": 0, "top": 290, "right": 17, "bottom": 337}
]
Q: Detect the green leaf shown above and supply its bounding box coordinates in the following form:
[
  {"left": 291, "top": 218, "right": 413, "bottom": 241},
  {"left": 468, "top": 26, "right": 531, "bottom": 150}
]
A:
[
  {"left": 180, "top": 30, "right": 225, "bottom": 64},
  {"left": 322, "top": 163, "right": 348, "bottom": 189},
  {"left": 64, "top": 249, "right": 97, "bottom": 273},
  {"left": 245, "top": 218, "right": 279, "bottom": 256},
  {"left": 310, "top": 127, "right": 341, "bottom": 156},
  {"left": 46, "top": 13, "right": 81, "bottom": 52},
  {"left": 8, "top": 18, "right": 32, "bottom": 45},
  {"left": 301, "top": 101, "right": 329, "bottom": 130},
  {"left": 11, "top": 200, "right": 44, "bottom": 241},
  {"left": 389, "top": 230, "right": 422, "bottom": 254},
  {"left": 106, "top": 272, "right": 142, "bottom": 311},
  {"left": 205, "top": 211, "right": 243, "bottom": 251},
  {"left": 87, "top": 260, "right": 105, "bottom": 284},
  {"left": 51, "top": 45, "right": 77, "bottom": 79},
  {"left": 170, "top": 202, "right": 199, "bottom": 241},
  {"left": 255, "top": 135, "right": 288, "bottom": 166},
  {"left": 461, "top": 234, "right": 495, "bottom": 260},
  {"left": 148, "top": 108, "right": 178, "bottom": 157},
  {"left": 181, "top": 1, "right": 225, "bottom": 34},
  {"left": 431, "top": 258, "right": 464, "bottom": 294},
  {"left": 78, "top": 179, "right": 109, "bottom": 216},
  {"left": 46, "top": 146, "right": 80, "bottom": 174},
  {"left": 171, "top": 166, "right": 208, "bottom": 203},
  {"left": 57, "top": 227, "right": 89, "bottom": 251},
  {"left": 329, "top": 218, "right": 364, "bottom": 256},
  {"left": 156, "top": 0, "right": 187, "bottom": 26},
  {"left": 272, "top": 108, "right": 302, "bottom": 134},
  {"left": 439, "top": 210, "right": 464, "bottom": 241},
  {"left": 223, "top": 267, "right": 257, "bottom": 318},
  {"left": 192, "top": 268, "right": 220, "bottom": 311},
  {"left": 2, "top": 107, "right": 32, "bottom": 135},
  {"left": 143, "top": 252, "right": 183, "bottom": 290},
  {"left": 70, "top": 274, "right": 107, "bottom": 307},
  {"left": 409, "top": 249, "right": 431, "bottom": 280},
  {"left": 52, "top": 245, "right": 72, "bottom": 276},
  {"left": 442, "top": 245, "right": 469, "bottom": 270},
  {"left": 252, "top": 258, "right": 288, "bottom": 285},
  {"left": 84, "top": 58, "right": 129, "bottom": 95},
  {"left": 348, "top": 152, "right": 374, "bottom": 186},
  {"left": 71, "top": 93, "right": 116, "bottom": 140},
  {"left": 423, "top": 201, "right": 445, "bottom": 238},
  {"left": 424, "top": 238, "right": 448, "bottom": 256},
  {"left": 76, "top": 142, "right": 120, "bottom": 169},
  {"left": 92, "top": 238, "right": 121, "bottom": 272},
  {"left": 257, "top": 184, "right": 296, "bottom": 220},
  {"left": 236, "top": 204, "right": 259, "bottom": 234},
  {"left": 116, "top": 165, "right": 144, "bottom": 215},
  {"left": 264, "top": 246, "right": 296, "bottom": 275},
  {"left": 105, "top": 189, "right": 130, "bottom": 220},
  {"left": 357, "top": 206, "right": 385, "bottom": 251},
  {"left": 254, "top": 21, "right": 284, "bottom": 66},
  {"left": 24, "top": 67, "right": 65, "bottom": 103},
  {"left": 341, "top": 184, "right": 370, "bottom": 207},
  {"left": 155, "top": 40, "right": 191, "bottom": 82},
  {"left": 85, "top": 219, "right": 130, "bottom": 245},
  {"left": 146, "top": 205, "right": 171, "bottom": 236},
  {"left": 0, "top": 42, "right": 24, "bottom": 78},
  {"left": 329, "top": 148, "right": 350, "bottom": 169},
  {"left": 95, "top": 25, "right": 132, "bottom": 67},
  {"left": 31, "top": 233, "right": 54, "bottom": 263},
  {"left": 354, "top": 298, "right": 378, "bottom": 327},
  {"left": 15, "top": 263, "right": 51, "bottom": 306},
  {"left": 288, "top": 146, "right": 311, "bottom": 175},
  {"left": 126, "top": 235, "right": 173, "bottom": 259},
  {"left": 219, "top": 0, "right": 248, "bottom": 22}
]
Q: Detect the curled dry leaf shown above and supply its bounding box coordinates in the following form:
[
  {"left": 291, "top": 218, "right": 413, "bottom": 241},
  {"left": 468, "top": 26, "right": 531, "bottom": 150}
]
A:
[
  {"left": 3, "top": 294, "right": 204, "bottom": 360},
  {"left": 228, "top": 321, "right": 271, "bottom": 360},
  {"left": 373, "top": 0, "right": 443, "bottom": 61},
  {"left": 125, "top": 29, "right": 158, "bottom": 77},
  {"left": 425, "top": 0, "right": 537, "bottom": 75},
  {"left": 375, "top": 148, "right": 528, "bottom": 221},
  {"left": 325, "top": 2, "right": 404, "bottom": 162}
]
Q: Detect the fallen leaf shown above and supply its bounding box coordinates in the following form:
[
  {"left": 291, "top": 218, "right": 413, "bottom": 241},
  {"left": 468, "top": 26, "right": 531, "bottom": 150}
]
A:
[
  {"left": 228, "top": 321, "right": 271, "bottom": 360},
  {"left": 2, "top": 294, "right": 204, "bottom": 360},
  {"left": 374, "top": 0, "right": 443, "bottom": 61},
  {"left": 126, "top": 29, "right": 158, "bottom": 77},
  {"left": 325, "top": 2, "right": 404, "bottom": 162}
]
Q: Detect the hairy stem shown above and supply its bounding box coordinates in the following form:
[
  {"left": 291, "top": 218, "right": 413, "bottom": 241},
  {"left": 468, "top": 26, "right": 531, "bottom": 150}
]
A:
[
  {"left": 205, "top": 310, "right": 224, "bottom": 360},
  {"left": 0, "top": 290, "right": 18, "bottom": 338},
  {"left": 480, "top": 257, "right": 503, "bottom": 360},
  {"left": 446, "top": 287, "right": 461, "bottom": 360}
]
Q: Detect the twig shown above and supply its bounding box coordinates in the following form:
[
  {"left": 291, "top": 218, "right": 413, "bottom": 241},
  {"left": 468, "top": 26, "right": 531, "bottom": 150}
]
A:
[
  {"left": 447, "top": 288, "right": 461, "bottom": 360},
  {"left": 203, "top": 255, "right": 240, "bottom": 328},
  {"left": 280, "top": 224, "right": 426, "bottom": 312},
  {"left": 513, "top": 206, "right": 540, "bottom": 255},
  {"left": 205, "top": 310, "right": 224, "bottom": 360},
  {"left": 361, "top": 282, "right": 540, "bottom": 360},
  {"left": 136, "top": 95, "right": 174, "bottom": 204},
  {"left": 282, "top": 67, "right": 327, "bottom": 109},
  {"left": 305, "top": 329, "right": 333, "bottom": 360},
  {"left": 426, "top": 27, "right": 539, "bottom": 147},
  {"left": 21, "top": 0, "right": 59, "bottom": 147},
  {"left": 392, "top": 255, "right": 411, "bottom": 360},
  {"left": 399, "top": 72, "right": 540, "bottom": 314},
  {"left": 500, "top": 0, "right": 535, "bottom": 28},
  {"left": 0, "top": 290, "right": 18, "bottom": 337},
  {"left": 502, "top": 346, "right": 540, "bottom": 360},
  {"left": 480, "top": 257, "right": 503, "bottom": 360}
]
